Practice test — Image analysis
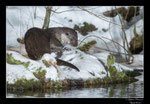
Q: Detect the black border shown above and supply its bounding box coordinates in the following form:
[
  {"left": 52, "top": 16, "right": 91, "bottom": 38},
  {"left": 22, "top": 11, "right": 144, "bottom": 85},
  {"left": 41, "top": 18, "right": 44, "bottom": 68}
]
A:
[
  {"left": 1, "top": 0, "right": 145, "bottom": 104},
  {"left": 2, "top": 0, "right": 144, "bottom": 6}
]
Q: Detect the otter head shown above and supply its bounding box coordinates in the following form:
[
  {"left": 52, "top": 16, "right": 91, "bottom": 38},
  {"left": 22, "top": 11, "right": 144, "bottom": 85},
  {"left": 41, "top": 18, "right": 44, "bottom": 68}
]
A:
[
  {"left": 60, "top": 31, "right": 78, "bottom": 47},
  {"left": 45, "top": 27, "right": 78, "bottom": 47}
]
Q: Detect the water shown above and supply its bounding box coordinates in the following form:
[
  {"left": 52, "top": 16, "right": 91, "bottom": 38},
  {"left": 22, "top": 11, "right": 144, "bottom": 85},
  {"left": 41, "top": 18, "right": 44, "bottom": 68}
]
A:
[{"left": 7, "top": 72, "right": 144, "bottom": 98}]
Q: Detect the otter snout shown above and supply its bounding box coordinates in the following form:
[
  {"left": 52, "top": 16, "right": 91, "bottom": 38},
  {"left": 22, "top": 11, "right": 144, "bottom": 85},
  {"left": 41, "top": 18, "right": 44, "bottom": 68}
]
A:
[{"left": 70, "top": 40, "right": 78, "bottom": 47}]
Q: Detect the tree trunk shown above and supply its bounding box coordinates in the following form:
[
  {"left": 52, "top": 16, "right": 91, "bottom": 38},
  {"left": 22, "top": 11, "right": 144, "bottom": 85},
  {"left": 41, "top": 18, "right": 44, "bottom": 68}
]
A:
[{"left": 42, "top": 6, "right": 52, "bottom": 29}]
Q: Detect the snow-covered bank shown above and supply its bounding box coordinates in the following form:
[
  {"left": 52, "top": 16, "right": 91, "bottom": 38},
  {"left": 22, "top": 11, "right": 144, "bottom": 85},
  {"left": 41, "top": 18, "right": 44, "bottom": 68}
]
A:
[{"left": 6, "top": 45, "right": 136, "bottom": 84}]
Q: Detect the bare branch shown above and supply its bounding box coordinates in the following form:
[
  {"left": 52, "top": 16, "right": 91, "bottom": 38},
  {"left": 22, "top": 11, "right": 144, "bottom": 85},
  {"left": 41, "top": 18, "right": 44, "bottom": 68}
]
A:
[
  {"left": 77, "top": 6, "right": 121, "bottom": 27},
  {"left": 50, "top": 6, "right": 101, "bottom": 14}
]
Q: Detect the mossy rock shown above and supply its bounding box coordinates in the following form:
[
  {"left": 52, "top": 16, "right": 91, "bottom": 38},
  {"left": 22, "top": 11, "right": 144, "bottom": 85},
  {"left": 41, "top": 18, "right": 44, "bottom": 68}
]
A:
[
  {"left": 74, "top": 22, "right": 97, "bottom": 36},
  {"left": 125, "top": 70, "right": 142, "bottom": 77},
  {"left": 129, "top": 35, "right": 143, "bottom": 54}
]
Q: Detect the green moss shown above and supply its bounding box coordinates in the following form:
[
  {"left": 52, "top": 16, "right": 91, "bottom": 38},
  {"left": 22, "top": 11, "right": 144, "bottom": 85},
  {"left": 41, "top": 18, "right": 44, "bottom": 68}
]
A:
[
  {"left": 7, "top": 74, "right": 137, "bottom": 92},
  {"left": 74, "top": 24, "right": 80, "bottom": 30},
  {"left": 7, "top": 53, "right": 23, "bottom": 65},
  {"left": 6, "top": 53, "right": 30, "bottom": 68},
  {"left": 78, "top": 40, "right": 97, "bottom": 52},
  {"left": 17, "top": 38, "right": 24, "bottom": 44},
  {"left": 119, "top": 68, "right": 126, "bottom": 80},
  {"left": 42, "top": 59, "right": 53, "bottom": 67},
  {"left": 109, "top": 66, "right": 118, "bottom": 78},
  {"left": 79, "top": 54, "right": 84, "bottom": 59},
  {"left": 33, "top": 67, "right": 47, "bottom": 81},
  {"left": 7, "top": 78, "right": 42, "bottom": 91},
  {"left": 68, "top": 19, "right": 72, "bottom": 22},
  {"left": 101, "top": 71, "right": 106, "bottom": 74},
  {"left": 107, "top": 55, "right": 115, "bottom": 67},
  {"left": 73, "top": 22, "right": 97, "bottom": 35},
  {"left": 24, "top": 61, "right": 30, "bottom": 68},
  {"left": 102, "top": 28, "right": 108, "bottom": 32}
]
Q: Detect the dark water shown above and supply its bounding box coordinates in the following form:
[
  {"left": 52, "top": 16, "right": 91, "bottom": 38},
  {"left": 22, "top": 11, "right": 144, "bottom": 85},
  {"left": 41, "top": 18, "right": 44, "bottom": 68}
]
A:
[{"left": 7, "top": 72, "right": 144, "bottom": 98}]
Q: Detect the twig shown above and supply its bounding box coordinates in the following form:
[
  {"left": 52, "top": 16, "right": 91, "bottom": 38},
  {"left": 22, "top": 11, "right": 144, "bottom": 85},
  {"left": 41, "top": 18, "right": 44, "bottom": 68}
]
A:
[
  {"left": 78, "top": 35, "right": 130, "bottom": 55},
  {"left": 78, "top": 35, "right": 110, "bottom": 51},
  {"left": 108, "top": 21, "right": 120, "bottom": 54},
  {"left": 101, "top": 36, "right": 129, "bottom": 54},
  {"left": 6, "top": 18, "right": 14, "bottom": 29},
  {"left": 115, "top": 6, "right": 133, "bottom": 64},
  {"left": 77, "top": 6, "right": 121, "bottom": 27},
  {"left": 34, "top": 6, "right": 37, "bottom": 19},
  {"left": 51, "top": 6, "right": 101, "bottom": 14},
  {"left": 78, "top": 39, "right": 131, "bottom": 55}
]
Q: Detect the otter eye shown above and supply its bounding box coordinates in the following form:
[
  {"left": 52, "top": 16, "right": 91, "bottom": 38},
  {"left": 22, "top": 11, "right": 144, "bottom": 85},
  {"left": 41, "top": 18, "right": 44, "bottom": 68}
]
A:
[{"left": 65, "top": 33, "right": 69, "bottom": 36}]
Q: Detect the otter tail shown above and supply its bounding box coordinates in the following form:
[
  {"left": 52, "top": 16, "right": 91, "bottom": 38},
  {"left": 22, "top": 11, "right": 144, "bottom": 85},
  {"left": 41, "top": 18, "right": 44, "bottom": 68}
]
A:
[{"left": 56, "top": 58, "right": 80, "bottom": 72}]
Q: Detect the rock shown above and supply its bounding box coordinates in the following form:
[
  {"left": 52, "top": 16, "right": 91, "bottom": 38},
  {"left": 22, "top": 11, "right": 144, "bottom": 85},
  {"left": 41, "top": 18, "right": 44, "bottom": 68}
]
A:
[{"left": 129, "top": 35, "right": 143, "bottom": 54}]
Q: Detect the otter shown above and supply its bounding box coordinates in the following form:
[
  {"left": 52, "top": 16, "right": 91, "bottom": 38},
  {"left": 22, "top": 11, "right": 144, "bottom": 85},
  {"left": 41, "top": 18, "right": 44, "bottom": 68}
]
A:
[{"left": 24, "top": 27, "right": 79, "bottom": 72}]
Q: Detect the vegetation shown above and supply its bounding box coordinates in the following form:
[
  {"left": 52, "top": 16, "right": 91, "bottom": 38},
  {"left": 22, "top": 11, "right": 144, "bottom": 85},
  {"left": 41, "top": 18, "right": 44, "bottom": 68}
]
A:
[
  {"left": 6, "top": 53, "right": 30, "bottom": 68},
  {"left": 129, "top": 22, "right": 143, "bottom": 54},
  {"left": 129, "top": 35, "right": 143, "bottom": 54},
  {"left": 7, "top": 72, "right": 137, "bottom": 92},
  {"left": 78, "top": 40, "right": 97, "bottom": 52},
  {"left": 33, "top": 67, "right": 47, "bottom": 82},
  {"left": 74, "top": 22, "right": 97, "bottom": 35},
  {"left": 17, "top": 38, "right": 24, "bottom": 44},
  {"left": 130, "top": 25, "right": 143, "bottom": 54},
  {"left": 107, "top": 55, "right": 129, "bottom": 80},
  {"left": 42, "top": 59, "right": 53, "bottom": 67},
  {"left": 6, "top": 53, "right": 140, "bottom": 92}
]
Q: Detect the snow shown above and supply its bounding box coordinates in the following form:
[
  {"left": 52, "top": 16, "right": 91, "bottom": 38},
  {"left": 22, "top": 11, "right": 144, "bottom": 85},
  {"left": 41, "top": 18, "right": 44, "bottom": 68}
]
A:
[
  {"left": 6, "top": 63, "right": 37, "bottom": 84},
  {"left": 6, "top": 6, "right": 144, "bottom": 84}
]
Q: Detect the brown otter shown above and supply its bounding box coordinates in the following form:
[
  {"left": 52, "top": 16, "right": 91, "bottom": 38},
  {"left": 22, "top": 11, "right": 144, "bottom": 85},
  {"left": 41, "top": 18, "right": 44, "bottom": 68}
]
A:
[{"left": 24, "top": 27, "right": 79, "bottom": 72}]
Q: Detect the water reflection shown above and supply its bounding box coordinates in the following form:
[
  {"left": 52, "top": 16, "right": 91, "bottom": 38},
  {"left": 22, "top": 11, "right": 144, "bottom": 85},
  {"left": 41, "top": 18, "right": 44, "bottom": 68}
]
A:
[{"left": 7, "top": 72, "right": 144, "bottom": 98}]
